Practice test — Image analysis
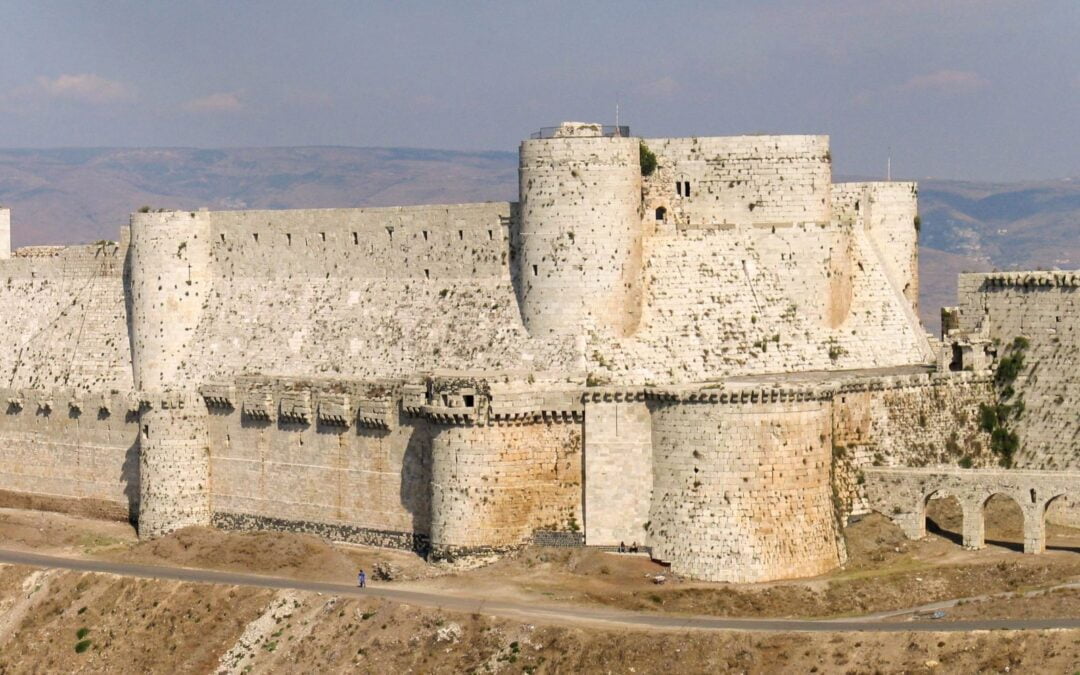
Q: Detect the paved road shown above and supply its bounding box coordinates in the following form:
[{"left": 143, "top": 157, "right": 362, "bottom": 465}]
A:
[{"left": 1, "top": 547, "right": 1077, "bottom": 634}]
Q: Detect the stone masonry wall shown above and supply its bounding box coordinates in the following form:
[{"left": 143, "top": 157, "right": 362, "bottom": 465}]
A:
[
  {"left": 647, "top": 394, "right": 842, "bottom": 583},
  {"left": 175, "top": 203, "right": 580, "bottom": 385},
  {"left": 0, "top": 240, "right": 131, "bottom": 393},
  {"left": 831, "top": 373, "right": 997, "bottom": 518},
  {"left": 955, "top": 272, "right": 1080, "bottom": 470},
  {"left": 582, "top": 393, "right": 652, "bottom": 546},
  {"left": 642, "top": 135, "right": 832, "bottom": 229},
  {"left": 954, "top": 272, "right": 1080, "bottom": 526},
  {"left": 206, "top": 377, "right": 432, "bottom": 550},
  {"left": 517, "top": 135, "right": 643, "bottom": 337},
  {"left": 833, "top": 182, "right": 920, "bottom": 312},
  {"left": 429, "top": 420, "right": 582, "bottom": 558},
  {"left": 860, "top": 182, "right": 920, "bottom": 312},
  {"left": 0, "top": 208, "right": 10, "bottom": 260},
  {"left": 137, "top": 393, "right": 210, "bottom": 537},
  {"left": 588, "top": 221, "right": 932, "bottom": 384},
  {"left": 0, "top": 388, "right": 138, "bottom": 521}
]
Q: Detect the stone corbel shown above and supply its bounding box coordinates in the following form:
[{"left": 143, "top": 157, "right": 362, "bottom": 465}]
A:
[
  {"left": 278, "top": 389, "right": 312, "bottom": 424},
  {"left": 317, "top": 393, "right": 351, "bottom": 427},
  {"left": 242, "top": 389, "right": 275, "bottom": 421}
]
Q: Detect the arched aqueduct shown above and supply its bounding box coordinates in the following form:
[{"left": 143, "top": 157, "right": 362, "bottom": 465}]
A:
[{"left": 863, "top": 467, "right": 1080, "bottom": 554}]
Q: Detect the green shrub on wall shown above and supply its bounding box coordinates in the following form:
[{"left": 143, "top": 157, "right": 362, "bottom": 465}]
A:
[
  {"left": 639, "top": 142, "right": 657, "bottom": 177},
  {"left": 980, "top": 336, "right": 1029, "bottom": 467}
]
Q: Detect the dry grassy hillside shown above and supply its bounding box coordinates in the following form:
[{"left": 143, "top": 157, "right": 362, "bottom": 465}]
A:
[
  {"left": 0, "top": 566, "right": 1077, "bottom": 674},
  {"left": 1, "top": 148, "right": 1076, "bottom": 335},
  {"left": 0, "top": 506, "right": 1077, "bottom": 672}
]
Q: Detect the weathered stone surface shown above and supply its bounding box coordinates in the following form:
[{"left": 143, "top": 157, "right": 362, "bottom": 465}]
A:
[
  {"left": 864, "top": 467, "right": 1080, "bottom": 553},
  {"left": 0, "top": 123, "right": 1068, "bottom": 584}
]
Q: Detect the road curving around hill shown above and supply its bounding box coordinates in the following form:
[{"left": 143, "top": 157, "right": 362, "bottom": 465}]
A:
[{"left": 0, "top": 547, "right": 1076, "bottom": 634}]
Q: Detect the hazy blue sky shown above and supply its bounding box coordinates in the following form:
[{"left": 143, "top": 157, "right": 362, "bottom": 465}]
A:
[{"left": 1, "top": 1, "right": 1077, "bottom": 180}]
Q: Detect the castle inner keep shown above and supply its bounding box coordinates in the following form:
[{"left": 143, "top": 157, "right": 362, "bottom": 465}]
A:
[{"left": 0, "top": 122, "right": 1073, "bottom": 584}]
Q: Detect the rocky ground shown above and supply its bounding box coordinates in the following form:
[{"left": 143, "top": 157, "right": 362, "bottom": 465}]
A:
[{"left": 0, "top": 504, "right": 1076, "bottom": 672}]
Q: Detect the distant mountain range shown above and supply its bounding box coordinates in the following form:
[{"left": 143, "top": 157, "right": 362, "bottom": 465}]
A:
[{"left": 0, "top": 146, "right": 1076, "bottom": 334}]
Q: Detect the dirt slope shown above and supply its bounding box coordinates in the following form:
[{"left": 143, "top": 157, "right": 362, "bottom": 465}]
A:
[{"left": 0, "top": 566, "right": 1075, "bottom": 674}]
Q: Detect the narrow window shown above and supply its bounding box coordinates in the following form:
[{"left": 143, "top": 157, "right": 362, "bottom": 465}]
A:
[
  {"left": 487, "top": 230, "right": 493, "bottom": 241},
  {"left": 463, "top": 394, "right": 475, "bottom": 407},
  {"left": 676, "top": 181, "right": 682, "bottom": 196},
  {"left": 424, "top": 269, "right": 430, "bottom": 279},
  {"left": 286, "top": 233, "right": 292, "bottom": 246},
  {"left": 458, "top": 230, "right": 464, "bottom": 240},
  {"left": 655, "top": 206, "right": 667, "bottom": 221},
  {"left": 220, "top": 233, "right": 226, "bottom": 244},
  {"left": 684, "top": 181, "right": 691, "bottom": 197},
  {"left": 532, "top": 264, "right": 538, "bottom": 277},
  {"left": 320, "top": 232, "right": 326, "bottom": 242},
  {"left": 252, "top": 233, "right": 259, "bottom": 243},
  {"left": 352, "top": 232, "right": 358, "bottom": 245},
  {"left": 423, "top": 230, "right": 429, "bottom": 241}
]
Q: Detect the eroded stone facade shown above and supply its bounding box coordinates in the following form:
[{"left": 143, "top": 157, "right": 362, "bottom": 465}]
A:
[{"left": 0, "top": 122, "right": 1064, "bottom": 584}]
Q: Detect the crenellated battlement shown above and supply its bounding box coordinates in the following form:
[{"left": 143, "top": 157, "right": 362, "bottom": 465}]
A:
[{"left": 0, "top": 122, "right": 1023, "bottom": 585}]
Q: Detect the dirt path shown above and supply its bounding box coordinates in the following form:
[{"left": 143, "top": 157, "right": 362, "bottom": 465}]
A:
[{"left": 1, "top": 547, "right": 1078, "bottom": 635}]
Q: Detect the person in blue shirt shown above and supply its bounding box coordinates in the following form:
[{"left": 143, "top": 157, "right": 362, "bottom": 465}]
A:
[{"left": 357, "top": 569, "right": 366, "bottom": 588}]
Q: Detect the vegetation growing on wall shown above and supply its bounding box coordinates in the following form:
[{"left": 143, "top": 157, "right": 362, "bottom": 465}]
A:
[
  {"left": 978, "top": 336, "right": 1028, "bottom": 467},
  {"left": 639, "top": 142, "right": 657, "bottom": 177}
]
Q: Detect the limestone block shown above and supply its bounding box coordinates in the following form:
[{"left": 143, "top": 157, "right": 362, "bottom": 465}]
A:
[
  {"left": 278, "top": 389, "right": 312, "bottom": 424},
  {"left": 317, "top": 393, "right": 351, "bottom": 427},
  {"left": 242, "top": 390, "right": 275, "bottom": 421},
  {"left": 357, "top": 398, "right": 394, "bottom": 429},
  {"left": 199, "top": 383, "right": 236, "bottom": 410}
]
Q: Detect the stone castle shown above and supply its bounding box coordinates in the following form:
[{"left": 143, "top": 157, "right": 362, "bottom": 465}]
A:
[{"left": 0, "top": 122, "right": 1074, "bottom": 583}]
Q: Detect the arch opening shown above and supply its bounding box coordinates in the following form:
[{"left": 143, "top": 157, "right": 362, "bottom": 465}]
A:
[
  {"left": 924, "top": 491, "right": 963, "bottom": 546},
  {"left": 1043, "top": 494, "right": 1080, "bottom": 553},
  {"left": 982, "top": 493, "right": 1025, "bottom": 552}
]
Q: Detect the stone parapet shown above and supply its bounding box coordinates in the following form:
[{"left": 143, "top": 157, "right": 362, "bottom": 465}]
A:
[{"left": 975, "top": 271, "right": 1080, "bottom": 288}]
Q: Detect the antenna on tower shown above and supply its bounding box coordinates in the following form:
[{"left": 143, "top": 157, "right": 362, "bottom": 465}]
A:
[
  {"left": 887, "top": 156, "right": 891, "bottom": 181},
  {"left": 615, "top": 96, "right": 620, "bottom": 136}
]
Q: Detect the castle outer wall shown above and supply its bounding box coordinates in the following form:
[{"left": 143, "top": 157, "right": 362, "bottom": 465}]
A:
[{"left": 0, "top": 123, "right": 1033, "bottom": 584}]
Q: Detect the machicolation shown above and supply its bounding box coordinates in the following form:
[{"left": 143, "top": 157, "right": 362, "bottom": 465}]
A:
[{"left": 0, "top": 121, "right": 1074, "bottom": 583}]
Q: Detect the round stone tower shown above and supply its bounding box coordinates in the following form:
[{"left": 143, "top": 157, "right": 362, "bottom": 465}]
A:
[
  {"left": 516, "top": 122, "right": 643, "bottom": 337},
  {"left": 128, "top": 210, "right": 213, "bottom": 537},
  {"left": 647, "top": 389, "right": 843, "bottom": 583}
]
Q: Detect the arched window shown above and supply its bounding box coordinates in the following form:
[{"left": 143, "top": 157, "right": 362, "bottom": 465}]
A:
[{"left": 655, "top": 206, "right": 667, "bottom": 221}]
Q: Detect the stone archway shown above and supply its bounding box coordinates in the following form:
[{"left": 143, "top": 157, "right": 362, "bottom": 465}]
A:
[
  {"left": 1042, "top": 494, "right": 1080, "bottom": 553},
  {"left": 924, "top": 490, "right": 964, "bottom": 546},
  {"left": 982, "top": 493, "right": 1027, "bottom": 552}
]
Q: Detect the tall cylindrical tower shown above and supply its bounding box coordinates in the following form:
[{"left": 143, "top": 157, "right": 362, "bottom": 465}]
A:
[
  {"left": 127, "top": 210, "right": 213, "bottom": 537},
  {"left": 517, "top": 122, "right": 643, "bottom": 337},
  {"left": 647, "top": 391, "right": 842, "bottom": 583},
  {"left": 128, "top": 210, "right": 212, "bottom": 391}
]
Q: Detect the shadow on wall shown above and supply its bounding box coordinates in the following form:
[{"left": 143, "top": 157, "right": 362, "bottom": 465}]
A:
[
  {"left": 122, "top": 412, "right": 140, "bottom": 526},
  {"left": 507, "top": 203, "right": 525, "bottom": 327},
  {"left": 396, "top": 416, "right": 432, "bottom": 541},
  {"left": 123, "top": 243, "right": 136, "bottom": 387}
]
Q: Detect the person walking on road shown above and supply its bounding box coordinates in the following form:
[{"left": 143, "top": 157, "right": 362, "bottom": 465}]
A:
[{"left": 358, "top": 569, "right": 366, "bottom": 588}]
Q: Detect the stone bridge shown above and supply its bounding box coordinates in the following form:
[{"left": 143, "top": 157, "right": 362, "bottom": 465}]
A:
[{"left": 863, "top": 467, "right": 1080, "bottom": 554}]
